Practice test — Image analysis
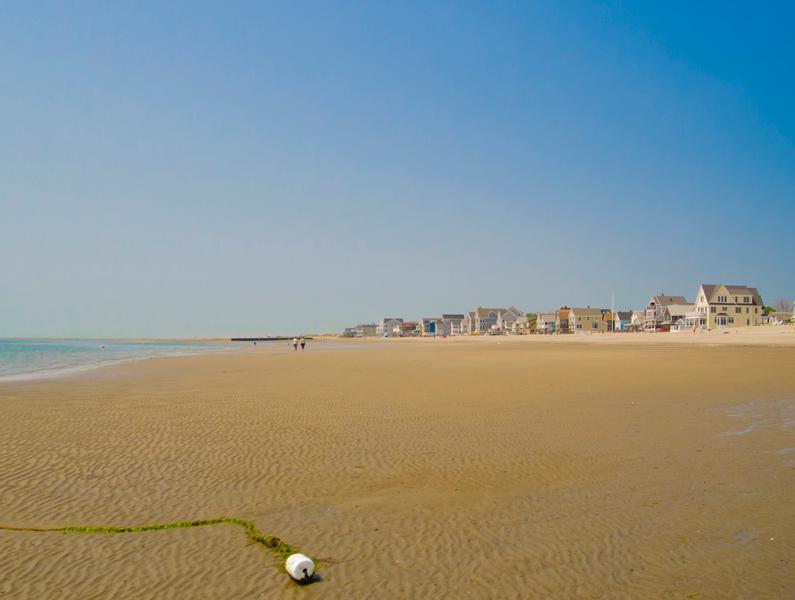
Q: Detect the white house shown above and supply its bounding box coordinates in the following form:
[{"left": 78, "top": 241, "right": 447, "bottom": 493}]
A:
[
  {"left": 496, "top": 306, "right": 524, "bottom": 333},
  {"left": 377, "top": 318, "right": 404, "bottom": 337}
]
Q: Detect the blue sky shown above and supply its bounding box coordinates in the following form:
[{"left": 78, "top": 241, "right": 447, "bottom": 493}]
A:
[{"left": 1, "top": 1, "right": 793, "bottom": 337}]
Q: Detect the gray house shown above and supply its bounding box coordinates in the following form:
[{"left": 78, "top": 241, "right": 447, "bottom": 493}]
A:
[
  {"left": 441, "top": 314, "right": 465, "bottom": 336},
  {"left": 644, "top": 295, "right": 690, "bottom": 331}
]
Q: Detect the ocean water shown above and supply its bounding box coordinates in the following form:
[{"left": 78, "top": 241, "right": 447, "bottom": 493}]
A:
[{"left": 0, "top": 339, "right": 229, "bottom": 382}]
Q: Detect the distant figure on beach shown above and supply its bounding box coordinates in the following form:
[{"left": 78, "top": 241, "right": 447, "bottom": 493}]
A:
[
  {"left": 292, "top": 337, "right": 298, "bottom": 351},
  {"left": 300, "top": 337, "right": 306, "bottom": 351}
]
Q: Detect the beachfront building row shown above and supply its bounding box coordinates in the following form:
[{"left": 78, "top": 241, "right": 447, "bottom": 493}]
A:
[
  {"left": 462, "top": 306, "right": 524, "bottom": 335},
  {"left": 343, "top": 307, "right": 525, "bottom": 337},
  {"left": 341, "top": 284, "right": 775, "bottom": 336},
  {"left": 643, "top": 284, "right": 765, "bottom": 331}
]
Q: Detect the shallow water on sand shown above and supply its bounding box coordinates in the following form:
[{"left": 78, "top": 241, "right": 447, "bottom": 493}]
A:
[{"left": 0, "top": 339, "right": 229, "bottom": 381}]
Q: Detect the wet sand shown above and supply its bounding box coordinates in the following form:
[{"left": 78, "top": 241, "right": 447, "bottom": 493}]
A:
[{"left": 1, "top": 336, "right": 795, "bottom": 598}]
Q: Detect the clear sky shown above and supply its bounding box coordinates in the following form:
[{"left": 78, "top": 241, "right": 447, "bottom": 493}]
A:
[{"left": 1, "top": 1, "right": 793, "bottom": 337}]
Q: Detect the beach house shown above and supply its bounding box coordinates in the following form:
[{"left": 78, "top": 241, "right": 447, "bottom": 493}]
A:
[
  {"left": 495, "top": 306, "right": 524, "bottom": 334},
  {"left": 644, "top": 294, "right": 690, "bottom": 331},
  {"left": 462, "top": 311, "right": 477, "bottom": 335},
  {"left": 763, "top": 311, "right": 793, "bottom": 326},
  {"left": 354, "top": 323, "right": 378, "bottom": 337},
  {"left": 689, "top": 284, "right": 763, "bottom": 329},
  {"left": 555, "top": 307, "right": 571, "bottom": 334},
  {"left": 612, "top": 311, "right": 633, "bottom": 331},
  {"left": 464, "top": 307, "right": 502, "bottom": 334},
  {"left": 377, "top": 318, "right": 403, "bottom": 337},
  {"left": 663, "top": 303, "right": 693, "bottom": 331},
  {"left": 630, "top": 310, "right": 645, "bottom": 331},
  {"left": 421, "top": 317, "right": 443, "bottom": 336},
  {"left": 399, "top": 321, "right": 420, "bottom": 336},
  {"left": 569, "top": 307, "right": 607, "bottom": 333},
  {"left": 441, "top": 314, "right": 465, "bottom": 336},
  {"left": 512, "top": 314, "right": 536, "bottom": 335},
  {"left": 536, "top": 313, "right": 556, "bottom": 334}
]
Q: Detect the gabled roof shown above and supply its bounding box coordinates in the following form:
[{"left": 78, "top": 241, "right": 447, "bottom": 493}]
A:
[
  {"left": 650, "top": 295, "right": 689, "bottom": 306},
  {"left": 700, "top": 284, "right": 763, "bottom": 306},
  {"left": 476, "top": 307, "right": 502, "bottom": 318},
  {"left": 570, "top": 307, "right": 604, "bottom": 317},
  {"left": 502, "top": 306, "right": 523, "bottom": 318},
  {"left": 665, "top": 304, "right": 693, "bottom": 317},
  {"left": 616, "top": 311, "right": 633, "bottom": 321}
]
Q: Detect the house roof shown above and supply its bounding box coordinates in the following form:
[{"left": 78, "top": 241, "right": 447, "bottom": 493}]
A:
[
  {"left": 650, "top": 295, "right": 689, "bottom": 306},
  {"left": 442, "top": 314, "right": 465, "bottom": 319},
  {"left": 570, "top": 307, "right": 604, "bottom": 317},
  {"left": 700, "top": 284, "right": 763, "bottom": 306},
  {"left": 616, "top": 311, "right": 632, "bottom": 321},
  {"left": 665, "top": 304, "right": 693, "bottom": 317},
  {"left": 476, "top": 307, "right": 503, "bottom": 318}
]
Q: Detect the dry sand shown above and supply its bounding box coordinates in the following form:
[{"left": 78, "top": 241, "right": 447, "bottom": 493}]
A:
[{"left": 1, "top": 333, "right": 795, "bottom": 598}]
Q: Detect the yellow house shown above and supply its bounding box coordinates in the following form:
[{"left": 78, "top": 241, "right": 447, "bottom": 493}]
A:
[
  {"left": 691, "top": 284, "right": 763, "bottom": 329},
  {"left": 569, "top": 307, "right": 607, "bottom": 333}
]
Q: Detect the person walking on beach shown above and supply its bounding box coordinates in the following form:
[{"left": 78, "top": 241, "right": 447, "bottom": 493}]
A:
[
  {"left": 292, "top": 337, "right": 298, "bottom": 351},
  {"left": 300, "top": 337, "right": 306, "bottom": 351}
]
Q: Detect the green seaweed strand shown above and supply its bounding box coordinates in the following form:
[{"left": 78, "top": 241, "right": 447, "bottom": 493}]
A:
[{"left": 0, "top": 517, "right": 301, "bottom": 562}]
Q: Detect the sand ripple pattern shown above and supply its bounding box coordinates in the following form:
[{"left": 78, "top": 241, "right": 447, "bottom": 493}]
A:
[{"left": 2, "top": 344, "right": 795, "bottom": 598}]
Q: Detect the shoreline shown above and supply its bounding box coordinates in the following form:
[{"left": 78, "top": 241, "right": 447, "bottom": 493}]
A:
[{"left": 2, "top": 327, "right": 794, "bottom": 385}]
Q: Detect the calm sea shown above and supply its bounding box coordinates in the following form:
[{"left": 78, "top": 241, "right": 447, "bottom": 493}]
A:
[{"left": 0, "top": 339, "right": 230, "bottom": 382}]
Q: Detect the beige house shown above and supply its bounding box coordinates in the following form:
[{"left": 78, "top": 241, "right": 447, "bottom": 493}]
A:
[
  {"left": 663, "top": 303, "right": 694, "bottom": 330},
  {"left": 689, "top": 284, "right": 763, "bottom": 329},
  {"left": 354, "top": 323, "right": 378, "bottom": 337},
  {"left": 536, "top": 313, "right": 556, "bottom": 334},
  {"left": 464, "top": 306, "right": 522, "bottom": 334},
  {"left": 644, "top": 295, "right": 690, "bottom": 331},
  {"left": 512, "top": 314, "right": 536, "bottom": 335},
  {"left": 569, "top": 307, "right": 607, "bottom": 333}
]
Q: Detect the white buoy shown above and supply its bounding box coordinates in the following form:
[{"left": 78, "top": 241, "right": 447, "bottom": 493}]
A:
[{"left": 285, "top": 553, "right": 315, "bottom": 583}]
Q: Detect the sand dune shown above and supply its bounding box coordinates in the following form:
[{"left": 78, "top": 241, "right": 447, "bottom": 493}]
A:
[{"left": 2, "top": 337, "right": 795, "bottom": 598}]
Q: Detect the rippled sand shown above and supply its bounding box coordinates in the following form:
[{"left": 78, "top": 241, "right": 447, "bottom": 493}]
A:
[{"left": 1, "top": 338, "right": 794, "bottom": 598}]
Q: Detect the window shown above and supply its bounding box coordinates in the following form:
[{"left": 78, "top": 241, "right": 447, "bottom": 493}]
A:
[
  {"left": 735, "top": 296, "right": 738, "bottom": 303},
  {"left": 754, "top": 307, "right": 758, "bottom": 314},
  {"left": 736, "top": 307, "right": 742, "bottom": 314},
  {"left": 744, "top": 296, "right": 749, "bottom": 303},
  {"left": 729, "top": 317, "right": 735, "bottom": 323},
  {"left": 746, "top": 307, "right": 749, "bottom": 313},
  {"left": 592, "top": 322, "right": 598, "bottom": 329},
  {"left": 747, "top": 319, "right": 750, "bottom": 325},
  {"left": 710, "top": 306, "right": 716, "bottom": 313},
  {"left": 577, "top": 324, "right": 582, "bottom": 329}
]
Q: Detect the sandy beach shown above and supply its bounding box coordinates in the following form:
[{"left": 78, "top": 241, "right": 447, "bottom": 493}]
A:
[{"left": 2, "top": 332, "right": 795, "bottom": 598}]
